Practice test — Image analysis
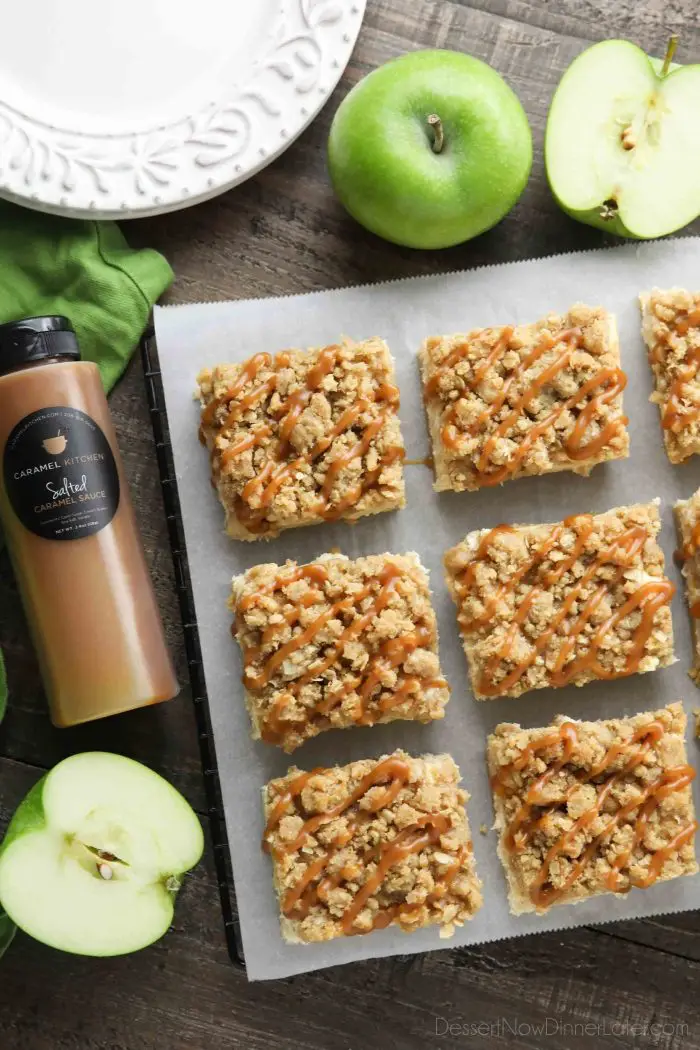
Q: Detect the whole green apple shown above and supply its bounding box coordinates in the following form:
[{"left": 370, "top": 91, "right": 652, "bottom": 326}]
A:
[
  {"left": 545, "top": 36, "right": 700, "bottom": 238},
  {"left": 0, "top": 752, "right": 204, "bottom": 956},
  {"left": 327, "top": 49, "right": 532, "bottom": 249}
]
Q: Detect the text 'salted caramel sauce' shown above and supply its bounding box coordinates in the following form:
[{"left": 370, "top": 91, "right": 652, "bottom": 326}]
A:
[{"left": 0, "top": 316, "right": 178, "bottom": 726}]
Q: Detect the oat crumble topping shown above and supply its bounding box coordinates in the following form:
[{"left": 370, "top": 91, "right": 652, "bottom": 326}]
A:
[
  {"left": 262, "top": 750, "right": 483, "bottom": 943},
  {"left": 487, "top": 703, "right": 698, "bottom": 915},
  {"left": 641, "top": 288, "right": 700, "bottom": 464},
  {"left": 197, "top": 338, "right": 406, "bottom": 540},
  {"left": 418, "top": 304, "right": 629, "bottom": 493},
  {"left": 674, "top": 488, "right": 700, "bottom": 684},
  {"left": 231, "top": 552, "right": 449, "bottom": 752},
  {"left": 444, "top": 501, "right": 675, "bottom": 701}
]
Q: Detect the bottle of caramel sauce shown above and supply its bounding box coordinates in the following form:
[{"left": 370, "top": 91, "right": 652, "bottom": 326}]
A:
[{"left": 0, "top": 316, "right": 178, "bottom": 726}]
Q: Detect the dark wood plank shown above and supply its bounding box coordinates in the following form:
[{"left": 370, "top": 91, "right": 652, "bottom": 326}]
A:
[
  {"left": 1, "top": 755, "right": 699, "bottom": 1050},
  {"left": 468, "top": 0, "right": 700, "bottom": 49},
  {"left": 129, "top": 0, "right": 700, "bottom": 293},
  {"left": 2, "top": 0, "right": 700, "bottom": 1046}
]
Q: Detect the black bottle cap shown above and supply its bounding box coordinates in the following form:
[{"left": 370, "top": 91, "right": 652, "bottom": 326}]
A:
[{"left": 0, "top": 316, "right": 80, "bottom": 376}]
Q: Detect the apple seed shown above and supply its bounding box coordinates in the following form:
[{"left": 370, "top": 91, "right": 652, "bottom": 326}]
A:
[
  {"left": 620, "top": 126, "right": 636, "bottom": 151},
  {"left": 427, "top": 114, "right": 444, "bottom": 154},
  {"left": 97, "top": 862, "right": 114, "bottom": 881},
  {"left": 85, "top": 844, "right": 129, "bottom": 864}
]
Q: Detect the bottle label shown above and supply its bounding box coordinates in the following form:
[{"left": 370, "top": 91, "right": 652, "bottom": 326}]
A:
[{"left": 3, "top": 406, "right": 120, "bottom": 541}]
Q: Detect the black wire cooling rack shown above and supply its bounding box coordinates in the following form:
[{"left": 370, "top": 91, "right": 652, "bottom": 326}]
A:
[{"left": 141, "top": 329, "right": 244, "bottom": 967}]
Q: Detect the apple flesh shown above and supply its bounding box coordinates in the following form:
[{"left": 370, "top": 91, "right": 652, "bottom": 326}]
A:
[
  {"left": 0, "top": 752, "right": 204, "bottom": 956},
  {"left": 327, "top": 49, "right": 532, "bottom": 249},
  {"left": 545, "top": 37, "right": 700, "bottom": 238}
]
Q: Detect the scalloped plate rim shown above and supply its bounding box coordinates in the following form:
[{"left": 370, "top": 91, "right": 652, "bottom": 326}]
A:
[{"left": 0, "top": 0, "right": 366, "bottom": 220}]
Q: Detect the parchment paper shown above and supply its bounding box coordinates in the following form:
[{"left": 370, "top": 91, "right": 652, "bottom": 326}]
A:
[{"left": 154, "top": 238, "right": 700, "bottom": 981}]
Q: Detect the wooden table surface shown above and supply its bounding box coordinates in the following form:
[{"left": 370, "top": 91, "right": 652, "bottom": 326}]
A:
[{"left": 3, "top": 2, "right": 700, "bottom": 1048}]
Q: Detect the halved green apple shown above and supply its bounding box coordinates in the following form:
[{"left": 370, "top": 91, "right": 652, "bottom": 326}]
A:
[
  {"left": 545, "top": 37, "right": 700, "bottom": 238},
  {"left": 0, "top": 752, "right": 203, "bottom": 957}
]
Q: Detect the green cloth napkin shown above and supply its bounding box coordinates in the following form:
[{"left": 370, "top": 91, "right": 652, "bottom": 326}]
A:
[{"left": 0, "top": 201, "right": 173, "bottom": 391}]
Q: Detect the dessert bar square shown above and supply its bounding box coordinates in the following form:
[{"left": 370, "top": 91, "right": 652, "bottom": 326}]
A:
[
  {"left": 640, "top": 288, "right": 700, "bottom": 464},
  {"left": 444, "top": 501, "right": 675, "bottom": 701},
  {"left": 674, "top": 488, "right": 700, "bottom": 684},
  {"left": 231, "top": 552, "right": 449, "bottom": 752},
  {"left": 487, "top": 702, "right": 698, "bottom": 915},
  {"left": 197, "top": 338, "right": 406, "bottom": 540},
  {"left": 262, "top": 750, "right": 483, "bottom": 943},
  {"left": 418, "top": 304, "right": 629, "bottom": 493}
]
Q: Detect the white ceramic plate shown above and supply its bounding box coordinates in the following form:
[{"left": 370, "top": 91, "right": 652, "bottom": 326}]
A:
[{"left": 0, "top": 0, "right": 365, "bottom": 219}]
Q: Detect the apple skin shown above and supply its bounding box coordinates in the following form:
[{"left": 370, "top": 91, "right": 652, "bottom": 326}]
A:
[
  {"left": 0, "top": 909, "right": 15, "bottom": 958},
  {"left": 0, "top": 648, "right": 7, "bottom": 724},
  {"left": 0, "top": 753, "right": 204, "bottom": 957},
  {"left": 0, "top": 776, "right": 51, "bottom": 855},
  {"left": 327, "top": 49, "right": 532, "bottom": 249},
  {"left": 545, "top": 40, "right": 689, "bottom": 239}
]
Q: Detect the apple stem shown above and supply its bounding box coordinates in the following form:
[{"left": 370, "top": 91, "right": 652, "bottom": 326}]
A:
[
  {"left": 661, "top": 34, "right": 679, "bottom": 77},
  {"left": 427, "top": 114, "right": 444, "bottom": 154}
]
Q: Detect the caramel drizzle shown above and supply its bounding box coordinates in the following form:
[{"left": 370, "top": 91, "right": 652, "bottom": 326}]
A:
[
  {"left": 455, "top": 515, "right": 674, "bottom": 696},
  {"left": 674, "top": 517, "right": 700, "bottom": 617},
  {"left": 200, "top": 352, "right": 276, "bottom": 432},
  {"left": 424, "top": 326, "right": 627, "bottom": 486},
  {"left": 202, "top": 347, "right": 403, "bottom": 532},
  {"left": 652, "top": 307, "right": 700, "bottom": 433},
  {"left": 677, "top": 519, "right": 700, "bottom": 564},
  {"left": 492, "top": 720, "right": 697, "bottom": 908},
  {"left": 263, "top": 757, "right": 465, "bottom": 934},
  {"left": 238, "top": 563, "right": 447, "bottom": 743}
]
